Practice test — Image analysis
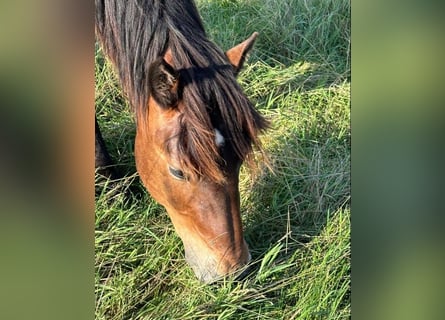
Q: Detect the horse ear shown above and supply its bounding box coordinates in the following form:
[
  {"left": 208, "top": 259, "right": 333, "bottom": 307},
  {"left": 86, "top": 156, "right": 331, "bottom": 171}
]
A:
[
  {"left": 225, "top": 32, "right": 259, "bottom": 75},
  {"left": 148, "top": 53, "right": 179, "bottom": 108}
]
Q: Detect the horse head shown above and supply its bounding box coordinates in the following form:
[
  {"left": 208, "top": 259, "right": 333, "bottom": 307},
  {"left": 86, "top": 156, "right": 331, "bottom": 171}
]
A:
[{"left": 135, "top": 33, "right": 265, "bottom": 282}]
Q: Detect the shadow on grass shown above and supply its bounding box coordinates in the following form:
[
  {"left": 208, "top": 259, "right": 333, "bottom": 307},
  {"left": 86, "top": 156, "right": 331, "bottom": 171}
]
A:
[
  {"left": 239, "top": 55, "right": 350, "bottom": 270},
  {"left": 241, "top": 115, "right": 350, "bottom": 275}
]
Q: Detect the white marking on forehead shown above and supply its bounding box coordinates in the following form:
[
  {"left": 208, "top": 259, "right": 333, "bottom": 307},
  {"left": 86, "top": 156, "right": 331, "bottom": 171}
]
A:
[{"left": 215, "top": 129, "right": 225, "bottom": 147}]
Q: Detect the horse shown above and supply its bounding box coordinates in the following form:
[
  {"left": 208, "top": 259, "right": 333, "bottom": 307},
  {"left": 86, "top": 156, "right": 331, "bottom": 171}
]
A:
[{"left": 95, "top": 0, "right": 268, "bottom": 283}]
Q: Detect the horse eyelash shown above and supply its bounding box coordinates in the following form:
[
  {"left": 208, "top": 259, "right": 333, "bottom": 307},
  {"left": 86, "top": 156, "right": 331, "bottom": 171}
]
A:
[{"left": 168, "top": 165, "right": 187, "bottom": 181}]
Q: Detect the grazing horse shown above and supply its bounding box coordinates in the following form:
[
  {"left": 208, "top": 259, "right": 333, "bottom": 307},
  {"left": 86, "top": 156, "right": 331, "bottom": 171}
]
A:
[{"left": 95, "top": 0, "right": 268, "bottom": 282}]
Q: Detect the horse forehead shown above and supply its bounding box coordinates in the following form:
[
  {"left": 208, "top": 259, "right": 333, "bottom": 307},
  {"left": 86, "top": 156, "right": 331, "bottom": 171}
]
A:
[{"left": 215, "top": 129, "right": 225, "bottom": 147}]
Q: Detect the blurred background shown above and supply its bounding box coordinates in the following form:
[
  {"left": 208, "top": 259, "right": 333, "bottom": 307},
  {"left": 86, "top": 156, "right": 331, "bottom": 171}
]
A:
[{"left": 0, "top": 0, "right": 93, "bottom": 319}]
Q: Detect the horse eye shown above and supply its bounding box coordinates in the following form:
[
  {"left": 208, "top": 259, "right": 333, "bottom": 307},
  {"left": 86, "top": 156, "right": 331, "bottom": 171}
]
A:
[{"left": 168, "top": 166, "right": 186, "bottom": 180}]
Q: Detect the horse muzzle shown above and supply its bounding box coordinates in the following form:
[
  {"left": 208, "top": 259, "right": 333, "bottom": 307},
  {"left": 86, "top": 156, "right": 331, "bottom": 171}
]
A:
[{"left": 183, "top": 240, "right": 251, "bottom": 283}]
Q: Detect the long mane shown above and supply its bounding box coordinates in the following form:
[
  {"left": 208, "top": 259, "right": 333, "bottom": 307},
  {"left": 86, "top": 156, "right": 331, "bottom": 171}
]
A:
[{"left": 95, "top": 0, "right": 268, "bottom": 182}]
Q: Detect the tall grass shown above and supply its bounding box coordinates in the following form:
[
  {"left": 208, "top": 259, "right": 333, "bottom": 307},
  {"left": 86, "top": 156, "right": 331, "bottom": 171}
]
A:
[{"left": 95, "top": 0, "right": 350, "bottom": 319}]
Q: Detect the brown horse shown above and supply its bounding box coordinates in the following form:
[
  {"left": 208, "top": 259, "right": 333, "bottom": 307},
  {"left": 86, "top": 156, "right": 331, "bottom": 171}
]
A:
[{"left": 95, "top": 0, "right": 268, "bottom": 282}]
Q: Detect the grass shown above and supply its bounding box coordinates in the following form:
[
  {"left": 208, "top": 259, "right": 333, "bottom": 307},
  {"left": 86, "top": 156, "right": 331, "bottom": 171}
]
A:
[{"left": 95, "top": 0, "right": 350, "bottom": 319}]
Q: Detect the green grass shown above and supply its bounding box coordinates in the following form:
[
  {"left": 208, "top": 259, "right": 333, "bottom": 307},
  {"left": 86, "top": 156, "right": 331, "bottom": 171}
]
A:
[{"left": 95, "top": 0, "right": 350, "bottom": 319}]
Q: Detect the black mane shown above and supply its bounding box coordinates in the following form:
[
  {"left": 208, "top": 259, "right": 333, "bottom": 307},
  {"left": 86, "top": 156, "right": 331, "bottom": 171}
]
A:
[{"left": 95, "top": 0, "right": 268, "bottom": 182}]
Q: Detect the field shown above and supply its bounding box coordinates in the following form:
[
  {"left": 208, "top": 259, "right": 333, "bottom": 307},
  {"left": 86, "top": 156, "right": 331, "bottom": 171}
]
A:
[{"left": 95, "top": 0, "right": 350, "bottom": 319}]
